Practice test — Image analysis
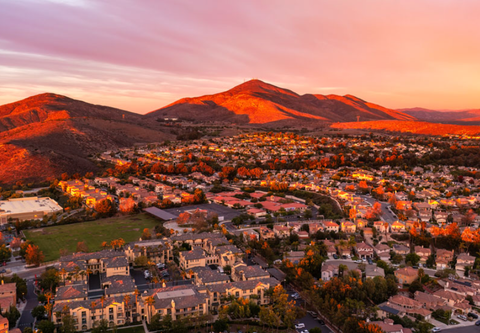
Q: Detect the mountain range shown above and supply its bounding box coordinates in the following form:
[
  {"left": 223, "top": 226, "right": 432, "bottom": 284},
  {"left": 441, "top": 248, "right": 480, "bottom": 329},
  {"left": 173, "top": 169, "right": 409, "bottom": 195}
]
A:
[
  {"left": 2, "top": 79, "right": 479, "bottom": 185},
  {"left": 400, "top": 107, "right": 480, "bottom": 124}
]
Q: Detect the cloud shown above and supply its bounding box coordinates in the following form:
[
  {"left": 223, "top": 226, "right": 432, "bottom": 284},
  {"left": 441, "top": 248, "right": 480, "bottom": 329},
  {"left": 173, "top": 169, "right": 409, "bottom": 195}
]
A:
[{"left": 1, "top": 0, "right": 480, "bottom": 111}]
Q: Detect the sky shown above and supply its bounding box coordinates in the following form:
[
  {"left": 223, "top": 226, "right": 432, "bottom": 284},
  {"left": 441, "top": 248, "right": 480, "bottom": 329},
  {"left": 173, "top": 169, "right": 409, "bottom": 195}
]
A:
[{"left": 1, "top": 0, "right": 480, "bottom": 114}]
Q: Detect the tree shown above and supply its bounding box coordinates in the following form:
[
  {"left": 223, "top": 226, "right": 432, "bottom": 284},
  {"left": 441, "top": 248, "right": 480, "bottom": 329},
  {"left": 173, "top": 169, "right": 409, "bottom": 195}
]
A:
[
  {"left": 95, "top": 198, "right": 116, "bottom": 217},
  {"left": 142, "top": 228, "right": 152, "bottom": 240},
  {"left": 405, "top": 253, "right": 420, "bottom": 266},
  {"left": 119, "top": 197, "right": 136, "bottom": 214},
  {"left": 4, "top": 305, "right": 20, "bottom": 327},
  {"left": 40, "top": 268, "right": 60, "bottom": 292},
  {"left": 25, "top": 244, "right": 45, "bottom": 266},
  {"left": 76, "top": 241, "right": 88, "bottom": 253},
  {"left": 134, "top": 255, "right": 148, "bottom": 267},
  {"left": 213, "top": 319, "right": 229, "bottom": 332},
  {"left": 92, "top": 319, "right": 109, "bottom": 333},
  {"left": 0, "top": 244, "right": 11, "bottom": 262},
  {"left": 61, "top": 314, "right": 76, "bottom": 333},
  {"left": 32, "top": 305, "right": 46, "bottom": 320},
  {"left": 37, "top": 320, "right": 55, "bottom": 333}
]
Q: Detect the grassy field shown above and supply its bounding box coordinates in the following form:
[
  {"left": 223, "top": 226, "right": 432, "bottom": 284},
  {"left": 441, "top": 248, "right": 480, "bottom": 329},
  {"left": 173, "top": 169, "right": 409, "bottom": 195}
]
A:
[{"left": 24, "top": 213, "right": 160, "bottom": 261}]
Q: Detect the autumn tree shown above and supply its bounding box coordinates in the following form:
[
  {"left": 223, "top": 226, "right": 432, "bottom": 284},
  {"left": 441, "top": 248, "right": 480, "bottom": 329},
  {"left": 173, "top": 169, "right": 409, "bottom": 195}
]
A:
[
  {"left": 95, "top": 198, "right": 116, "bottom": 217},
  {"left": 119, "top": 197, "right": 136, "bottom": 214},
  {"left": 76, "top": 241, "right": 88, "bottom": 253},
  {"left": 142, "top": 228, "right": 152, "bottom": 240},
  {"left": 25, "top": 244, "right": 45, "bottom": 266}
]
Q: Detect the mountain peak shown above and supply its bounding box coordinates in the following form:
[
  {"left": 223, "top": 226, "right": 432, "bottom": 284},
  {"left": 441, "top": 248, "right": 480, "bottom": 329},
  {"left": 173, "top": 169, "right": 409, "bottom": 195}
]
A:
[{"left": 147, "top": 80, "right": 416, "bottom": 124}]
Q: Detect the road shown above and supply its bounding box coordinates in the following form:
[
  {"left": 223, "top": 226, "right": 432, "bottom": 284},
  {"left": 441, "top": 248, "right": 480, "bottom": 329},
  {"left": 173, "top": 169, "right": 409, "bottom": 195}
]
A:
[
  {"left": 17, "top": 279, "right": 37, "bottom": 331},
  {"left": 361, "top": 195, "right": 397, "bottom": 224},
  {"left": 443, "top": 324, "right": 479, "bottom": 332}
]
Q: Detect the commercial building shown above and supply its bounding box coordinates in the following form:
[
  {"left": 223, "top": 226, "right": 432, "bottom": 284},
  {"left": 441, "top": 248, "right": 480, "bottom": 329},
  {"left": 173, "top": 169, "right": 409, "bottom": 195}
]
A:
[{"left": 0, "top": 197, "right": 62, "bottom": 224}]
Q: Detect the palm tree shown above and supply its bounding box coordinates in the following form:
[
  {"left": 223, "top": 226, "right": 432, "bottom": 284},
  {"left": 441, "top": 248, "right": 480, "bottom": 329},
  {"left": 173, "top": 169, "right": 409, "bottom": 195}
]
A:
[
  {"left": 145, "top": 296, "right": 155, "bottom": 322},
  {"left": 152, "top": 276, "right": 159, "bottom": 288},
  {"left": 99, "top": 296, "right": 106, "bottom": 320},
  {"left": 90, "top": 301, "right": 97, "bottom": 322},
  {"left": 86, "top": 268, "right": 92, "bottom": 279},
  {"left": 123, "top": 295, "right": 131, "bottom": 322},
  {"left": 73, "top": 266, "right": 81, "bottom": 281},
  {"left": 60, "top": 268, "right": 67, "bottom": 285},
  {"left": 45, "top": 303, "right": 53, "bottom": 321}
]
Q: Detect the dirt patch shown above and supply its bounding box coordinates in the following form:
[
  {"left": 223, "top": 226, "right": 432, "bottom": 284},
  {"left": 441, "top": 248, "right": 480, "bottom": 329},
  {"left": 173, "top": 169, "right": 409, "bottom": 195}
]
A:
[{"left": 31, "top": 229, "right": 43, "bottom": 233}]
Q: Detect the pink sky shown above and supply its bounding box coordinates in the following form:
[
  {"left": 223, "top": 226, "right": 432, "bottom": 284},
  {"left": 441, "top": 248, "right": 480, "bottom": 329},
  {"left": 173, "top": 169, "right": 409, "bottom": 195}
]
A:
[{"left": 1, "top": 0, "right": 480, "bottom": 114}]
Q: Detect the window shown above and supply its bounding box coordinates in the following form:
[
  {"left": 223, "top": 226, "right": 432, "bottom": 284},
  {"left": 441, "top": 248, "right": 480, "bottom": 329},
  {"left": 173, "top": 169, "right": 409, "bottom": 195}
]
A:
[
  {"left": 82, "top": 311, "right": 86, "bottom": 317},
  {"left": 109, "top": 315, "right": 114, "bottom": 320},
  {"left": 109, "top": 308, "right": 114, "bottom": 314}
]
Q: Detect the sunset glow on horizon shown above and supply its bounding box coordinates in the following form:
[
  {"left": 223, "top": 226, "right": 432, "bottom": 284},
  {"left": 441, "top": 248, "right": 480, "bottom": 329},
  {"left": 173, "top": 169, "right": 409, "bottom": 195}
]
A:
[{"left": 2, "top": 0, "right": 480, "bottom": 113}]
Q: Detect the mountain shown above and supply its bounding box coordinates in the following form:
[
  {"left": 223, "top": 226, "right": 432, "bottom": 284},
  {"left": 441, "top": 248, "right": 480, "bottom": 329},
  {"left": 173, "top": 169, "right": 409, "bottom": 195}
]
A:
[
  {"left": 146, "top": 79, "right": 416, "bottom": 124},
  {"left": 400, "top": 108, "right": 480, "bottom": 124},
  {"left": 331, "top": 120, "right": 480, "bottom": 136},
  {"left": 0, "top": 93, "right": 171, "bottom": 185}
]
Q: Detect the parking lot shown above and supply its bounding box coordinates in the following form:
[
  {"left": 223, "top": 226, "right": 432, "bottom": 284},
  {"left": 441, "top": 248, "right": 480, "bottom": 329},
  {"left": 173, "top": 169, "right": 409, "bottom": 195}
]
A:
[{"left": 288, "top": 290, "right": 332, "bottom": 333}]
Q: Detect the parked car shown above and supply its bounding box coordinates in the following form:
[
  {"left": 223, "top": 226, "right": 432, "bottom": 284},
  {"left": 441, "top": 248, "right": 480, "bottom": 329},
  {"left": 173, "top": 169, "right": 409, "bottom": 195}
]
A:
[
  {"left": 468, "top": 312, "right": 478, "bottom": 319},
  {"left": 307, "top": 311, "right": 317, "bottom": 318},
  {"left": 475, "top": 320, "right": 480, "bottom": 326},
  {"left": 317, "top": 319, "right": 325, "bottom": 325},
  {"left": 457, "top": 314, "right": 467, "bottom": 321},
  {"left": 431, "top": 326, "right": 441, "bottom": 332},
  {"left": 333, "top": 254, "right": 339, "bottom": 259},
  {"left": 294, "top": 323, "right": 305, "bottom": 329}
]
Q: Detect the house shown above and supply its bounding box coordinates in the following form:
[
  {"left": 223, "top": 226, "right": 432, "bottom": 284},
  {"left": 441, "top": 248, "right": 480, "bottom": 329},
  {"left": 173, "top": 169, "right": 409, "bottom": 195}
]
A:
[
  {"left": 391, "top": 221, "right": 406, "bottom": 233},
  {"left": 321, "top": 264, "right": 338, "bottom": 282},
  {"left": 365, "top": 266, "right": 385, "bottom": 279},
  {"left": 393, "top": 244, "right": 410, "bottom": 256},
  {"left": 456, "top": 253, "right": 476, "bottom": 277},
  {"left": 178, "top": 247, "right": 207, "bottom": 270},
  {"left": 284, "top": 251, "right": 305, "bottom": 265},
  {"left": 374, "top": 221, "right": 388, "bottom": 233},
  {"left": 375, "top": 244, "right": 391, "bottom": 261},
  {"left": 231, "top": 263, "right": 270, "bottom": 282},
  {"left": 355, "top": 242, "right": 374, "bottom": 259},
  {"left": 436, "top": 249, "right": 454, "bottom": 270},
  {"left": 252, "top": 226, "right": 271, "bottom": 240},
  {"left": 388, "top": 295, "right": 422, "bottom": 310},
  {"left": 0, "top": 282, "right": 16, "bottom": 308},
  {"left": 395, "top": 267, "right": 418, "bottom": 285},
  {"left": 139, "top": 285, "right": 209, "bottom": 322},
  {"left": 323, "top": 221, "right": 339, "bottom": 233},
  {"left": 414, "top": 246, "right": 431, "bottom": 266},
  {"left": 370, "top": 318, "right": 413, "bottom": 333},
  {"left": 341, "top": 221, "right": 356, "bottom": 233},
  {"left": 414, "top": 291, "right": 446, "bottom": 310},
  {"left": 273, "top": 225, "right": 291, "bottom": 238},
  {"left": 124, "top": 239, "right": 172, "bottom": 265}
]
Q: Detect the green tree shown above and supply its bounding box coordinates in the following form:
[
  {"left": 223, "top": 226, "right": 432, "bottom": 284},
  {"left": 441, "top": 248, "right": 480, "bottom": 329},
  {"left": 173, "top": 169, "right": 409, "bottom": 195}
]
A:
[
  {"left": 37, "top": 320, "right": 55, "bottom": 333},
  {"left": 405, "top": 253, "right": 420, "bottom": 266},
  {"left": 4, "top": 305, "right": 20, "bottom": 327},
  {"left": 213, "top": 318, "right": 229, "bottom": 332},
  {"left": 0, "top": 244, "right": 11, "bottom": 262},
  {"left": 91, "top": 319, "right": 109, "bottom": 333},
  {"left": 60, "top": 314, "right": 76, "bottom": 333},
  {"left": 32, "top": 305, "right": 46, "bottom": 320},
  {"left": 39, "top": 268, "right": 60, "bottom": 292}
]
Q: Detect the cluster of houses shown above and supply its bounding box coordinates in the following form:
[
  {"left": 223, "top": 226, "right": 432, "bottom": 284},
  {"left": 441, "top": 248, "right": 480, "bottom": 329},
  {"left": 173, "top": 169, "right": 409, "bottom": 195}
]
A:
[{"left": 51, "top": 232, "right": 280, "bottom": 331}]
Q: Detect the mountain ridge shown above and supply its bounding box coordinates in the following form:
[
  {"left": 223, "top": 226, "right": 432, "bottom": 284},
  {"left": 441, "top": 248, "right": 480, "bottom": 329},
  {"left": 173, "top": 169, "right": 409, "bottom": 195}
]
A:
[{"left": 146, "top": 79, "right": 416, "bottom": 124}]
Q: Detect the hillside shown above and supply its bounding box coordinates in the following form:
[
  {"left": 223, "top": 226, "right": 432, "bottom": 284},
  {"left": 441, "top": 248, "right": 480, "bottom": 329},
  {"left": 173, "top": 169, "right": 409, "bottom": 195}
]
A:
[
  {"left": 0, "top": 94, "right": 172, "bottom": 185},
  {"left": 331, "top": 120, "right": 480, "bottom": 136},
  {"left": 146, "top": 79, "right": 416, "bottom": 124},
  {"left": 400, "top": 108, "right": 480, "bottom": 124}
]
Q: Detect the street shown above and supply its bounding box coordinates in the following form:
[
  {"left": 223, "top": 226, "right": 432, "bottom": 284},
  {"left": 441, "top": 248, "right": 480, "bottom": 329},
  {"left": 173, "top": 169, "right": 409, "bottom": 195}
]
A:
[
  {"left": 361, "top": 195, "right": 397, "bottom": 224},
  {"left": 443, "top": 324, "right": 480, "bottom": 332},
  {"left": 17, "top": 279, "right": 37, "bottom": 331}
]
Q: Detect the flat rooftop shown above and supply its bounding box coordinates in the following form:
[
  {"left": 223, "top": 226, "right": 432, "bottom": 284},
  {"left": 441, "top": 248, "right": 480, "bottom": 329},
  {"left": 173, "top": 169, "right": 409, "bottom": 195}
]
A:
[
  {"left": 156, "top": 288, "right": 195, "bottom": 299},
  {"left": 0, "top": 197, "right": 62, "bottom": 215}
]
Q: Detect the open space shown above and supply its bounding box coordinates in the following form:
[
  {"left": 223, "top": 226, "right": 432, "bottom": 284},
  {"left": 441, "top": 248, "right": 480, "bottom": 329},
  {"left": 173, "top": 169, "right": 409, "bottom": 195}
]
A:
[{"left": 24, "top": 213, "right": 160, "bottom": 261}]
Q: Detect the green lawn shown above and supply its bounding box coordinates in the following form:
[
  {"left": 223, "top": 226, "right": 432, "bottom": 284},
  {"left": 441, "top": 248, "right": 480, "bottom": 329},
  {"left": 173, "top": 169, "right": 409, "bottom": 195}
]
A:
[
  {"left": 24, "top": 213, "right": 160, "bottom": 261},
  {"left": 116, "top": 326, "right": 145, "bottom": 333}
]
